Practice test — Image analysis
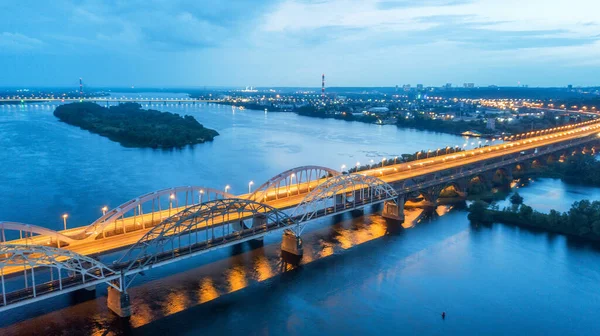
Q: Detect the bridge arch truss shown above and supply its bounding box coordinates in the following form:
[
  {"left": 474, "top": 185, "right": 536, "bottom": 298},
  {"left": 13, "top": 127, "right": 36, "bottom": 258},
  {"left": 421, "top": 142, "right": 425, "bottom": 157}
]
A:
[
  {"left": 81, "top": 186, "right": 234, "bottom": 241},
  {"left": 0, "top": 244, "right": 117, "bottom": 311},
  {"left": 249, "top": 166, "right": 340, "bottom": 202},
  {"left": 118, "top": 198, "right": 295, "bottom": 289},
  {"left": 0, "top": 222, "right": 75, "bottom": 247},
  {"left": 291, "top": 174, "right": 398, "bottom": 234}
]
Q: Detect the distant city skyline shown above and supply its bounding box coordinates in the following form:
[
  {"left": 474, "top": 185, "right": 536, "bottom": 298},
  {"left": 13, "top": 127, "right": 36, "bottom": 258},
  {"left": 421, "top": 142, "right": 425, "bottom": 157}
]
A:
[{"left": 1, "top": 0, "right": 599, "bottom": 87}]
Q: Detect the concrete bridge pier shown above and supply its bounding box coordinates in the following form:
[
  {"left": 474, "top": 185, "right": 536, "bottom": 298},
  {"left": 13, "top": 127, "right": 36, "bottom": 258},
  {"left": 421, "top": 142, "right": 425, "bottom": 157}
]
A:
[
  {"left": 107, "top": 286, "right": 131, "bottom": 318},
  {"left": 281, "top": 229, "right": 303, "bottom": 264},
  {"left": 382, "top": 195, "right": 405, "bottom": 223},
  {"left": 251, "top": 214, "right": 267, "bottom": 243}
]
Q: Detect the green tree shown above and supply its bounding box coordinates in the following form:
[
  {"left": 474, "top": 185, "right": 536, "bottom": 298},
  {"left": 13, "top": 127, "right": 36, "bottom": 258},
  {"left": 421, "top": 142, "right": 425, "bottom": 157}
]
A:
[{"left": 510, "top": 192, "right": 524, "bottom": 205}]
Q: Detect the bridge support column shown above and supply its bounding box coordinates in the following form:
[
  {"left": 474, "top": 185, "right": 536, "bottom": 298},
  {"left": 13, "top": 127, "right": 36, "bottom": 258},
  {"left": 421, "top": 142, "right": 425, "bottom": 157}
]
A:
[
  {"left": 382, "top": 196, "right": 405, "bottom": 223},
  {"left": 281, "top": 229, "right": 303, "bottom": 264},
  {"left": 107, "top": 287, "right": 131, "bottom": 318},
  {"left": 251, "top": 214, "right": 267, "bottom": 243}
]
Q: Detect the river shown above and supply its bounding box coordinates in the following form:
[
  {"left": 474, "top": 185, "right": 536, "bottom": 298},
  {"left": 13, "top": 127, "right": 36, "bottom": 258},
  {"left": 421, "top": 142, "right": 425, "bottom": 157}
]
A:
[{"left": 1, "top": 94, "right": 599, "bottom": 335}]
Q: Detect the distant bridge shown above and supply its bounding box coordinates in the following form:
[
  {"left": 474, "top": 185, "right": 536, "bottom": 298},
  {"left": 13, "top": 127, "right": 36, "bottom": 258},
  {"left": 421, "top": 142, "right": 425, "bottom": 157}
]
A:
[
  {"left": 1, "top": 118, "right": 600, "bottom": 316},
  {"left": 0, "top": 97, "right": 221, "bottom": 104}
]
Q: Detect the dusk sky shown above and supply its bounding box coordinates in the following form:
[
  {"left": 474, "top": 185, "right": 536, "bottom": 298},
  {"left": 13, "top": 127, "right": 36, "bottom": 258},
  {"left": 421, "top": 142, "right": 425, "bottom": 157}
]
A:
[{"left": 1, "top": 0, "right": 599, "bottom": 88}]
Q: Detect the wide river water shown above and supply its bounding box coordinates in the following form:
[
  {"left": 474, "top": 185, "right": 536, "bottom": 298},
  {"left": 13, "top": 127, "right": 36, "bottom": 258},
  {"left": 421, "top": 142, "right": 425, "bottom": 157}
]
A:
[{"left": 1, "top": 94, "right": 599, "bottom": 335}]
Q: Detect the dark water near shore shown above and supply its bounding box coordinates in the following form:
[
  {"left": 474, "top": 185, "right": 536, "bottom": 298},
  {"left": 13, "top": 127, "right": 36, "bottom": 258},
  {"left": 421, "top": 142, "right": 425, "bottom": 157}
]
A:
[{"left": 1, "top": 95, "right": 600, "bottom": 335}]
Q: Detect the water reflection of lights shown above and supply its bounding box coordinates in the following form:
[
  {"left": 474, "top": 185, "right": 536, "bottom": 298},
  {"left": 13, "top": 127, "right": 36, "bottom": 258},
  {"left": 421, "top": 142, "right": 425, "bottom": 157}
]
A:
[
  {"left": 227, "top": 266, "right": 248, "bottom": 292},
  {"left": 163, "top": 291, "right": 189, "bottom": 315},
  {"left": 254, "top": 255, "right": 274, "bottom": 281},
  {"left": 198, "top": 278, "right": 219, "bottom": 304}
]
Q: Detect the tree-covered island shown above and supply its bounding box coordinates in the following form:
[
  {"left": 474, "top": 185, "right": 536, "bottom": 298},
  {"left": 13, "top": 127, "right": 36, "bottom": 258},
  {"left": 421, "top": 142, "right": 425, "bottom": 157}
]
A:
[{"left": 54, "top": 102, "right": 218, "bottom": 148}]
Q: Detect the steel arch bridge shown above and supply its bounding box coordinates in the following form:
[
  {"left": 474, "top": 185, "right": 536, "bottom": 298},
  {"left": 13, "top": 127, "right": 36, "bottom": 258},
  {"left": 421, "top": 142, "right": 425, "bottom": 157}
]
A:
[
  {"left": 249, "top": 165, "right": 340, "bottom": 202},
  {"left": 291, "top": 173, "right": 398, "bottom": 234},
  {"left": 79, "top": 186, "right": 234, "bottom": 240},
  {"left": 116, "top": 198, "right": 296, "bottom": 289},
  {"left": 0, "top": 222, "right": 75, "bottom": 247},
  {"left": 0, "top": 244, "right": 118, "bottom": 311}
]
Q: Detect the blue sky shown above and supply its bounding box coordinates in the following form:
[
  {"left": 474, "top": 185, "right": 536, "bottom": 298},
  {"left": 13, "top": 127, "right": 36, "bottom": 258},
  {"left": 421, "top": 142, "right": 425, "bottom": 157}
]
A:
[{"left": 1, "top": 0, "right": 599, "bottom": 88}]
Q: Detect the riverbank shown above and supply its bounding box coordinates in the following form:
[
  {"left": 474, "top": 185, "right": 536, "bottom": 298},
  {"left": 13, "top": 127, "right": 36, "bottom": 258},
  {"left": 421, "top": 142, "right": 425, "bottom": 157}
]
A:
[
  {"left": 468, "top": 200, "right": 600, "bottom": 242},
  {"left": 214, "top": 101, "right": 575, "bottom": 139},
  {"left": 54, "top": 102, "right": 219, "bottom": 148},
  {"left": 513, "top": 153, "right": 600, "bottom": 188}
]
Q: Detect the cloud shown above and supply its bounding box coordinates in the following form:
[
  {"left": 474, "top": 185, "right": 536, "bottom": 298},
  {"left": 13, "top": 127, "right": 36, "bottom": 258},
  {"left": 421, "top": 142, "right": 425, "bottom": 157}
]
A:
[
  {"left": 1, "top": 0, "right": 600, "bottom": 86},
  {"left": 0, "top": 32, "right": 43, "bottom": 50}
]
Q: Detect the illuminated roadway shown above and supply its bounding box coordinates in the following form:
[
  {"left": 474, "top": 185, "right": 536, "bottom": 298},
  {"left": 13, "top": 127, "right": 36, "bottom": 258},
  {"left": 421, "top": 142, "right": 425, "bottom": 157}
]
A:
[{"left": 2, "top": 119, "right": 600, "bottom": 277}]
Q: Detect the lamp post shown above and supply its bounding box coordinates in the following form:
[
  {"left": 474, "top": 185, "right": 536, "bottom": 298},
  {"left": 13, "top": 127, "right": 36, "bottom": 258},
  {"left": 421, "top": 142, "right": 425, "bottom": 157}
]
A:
[
  {"left": 102, "top": 206, "right": 108, "bottom": 216},
  {"left": 169, "top": 194, "right": 175, "bottom": 216},
  {"left": 225, "top": 185, "right": 230, "bottom": 194},
  {"left": 381, "top": 158, "right": 386, "bottom": 167},
  {"left": 355, "top": 162, "right": 360, "bottom": 172},
  {"left": 62, "top": 214, "right": 68, "bottom": 231},
  {"left": 341, "top": 164, "right": 346, "bottom": 173},
  {"left": 248, "top": 181, "right": 254, "bottom": 194}
]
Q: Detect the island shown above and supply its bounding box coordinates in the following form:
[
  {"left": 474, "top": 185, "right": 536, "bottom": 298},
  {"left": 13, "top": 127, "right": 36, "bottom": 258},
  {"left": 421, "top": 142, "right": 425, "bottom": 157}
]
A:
[{"left": 54, "top": 102, "right": 218, "bottom": 148}]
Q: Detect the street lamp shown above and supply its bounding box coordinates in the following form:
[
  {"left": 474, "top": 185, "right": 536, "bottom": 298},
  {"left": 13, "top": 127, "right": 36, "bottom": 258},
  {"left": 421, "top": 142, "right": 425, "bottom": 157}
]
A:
[
  {"left": 381, "top": 158, "right": 386, "bottom": 166},
  {"left": 355, "top": 162, "right": 360, "bottom": 171},
  {"left": 248, "top": 181, "right": 254, "bottom": 193},
  {"left": 394, "top": 156, "right": 398, "bottom": 164},
  {"left": 62, "top": 214, "right": 68, "bottom": 231},
  {"left": 102, "top": 206, "right": 108, "bottom": 216},
  {"left": 370, "top": 159, "right": 374, "bottom": 167},
  {"left": 225, "top": 185, "right": 230, "bottom": 193},
  {"left": 169, "top": 193, "right": 175, "bottom": 215},
  {"left": 341, "top": 164, "right": 346, "bottom": 172}
]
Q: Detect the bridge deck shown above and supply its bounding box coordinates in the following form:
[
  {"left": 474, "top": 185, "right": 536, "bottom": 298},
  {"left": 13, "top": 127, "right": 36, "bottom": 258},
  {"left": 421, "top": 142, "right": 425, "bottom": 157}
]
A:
[{"left": 1, "top": 121, "right": 599, "bottom": 276}]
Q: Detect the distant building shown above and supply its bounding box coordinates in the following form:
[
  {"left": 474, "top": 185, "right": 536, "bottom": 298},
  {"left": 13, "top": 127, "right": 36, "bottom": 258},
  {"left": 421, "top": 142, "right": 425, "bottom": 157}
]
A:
[
  {"left": 486, "top": 118, "right": 496, "bottom": 130},
  {"left": 402, "top": 84, "right": 411, "bottom": 92},
  {"left": 461, "top": 130, "right": 482, "bottom": 137},
  {"left": 368, "top": 107, "right": 390, "bottom": 114},
  {"left": 464, "top": 83, "right": 475, "bottom": 89},
  {"left": 395, "top": 85, "right": 399, "bottom": 92},
  {"left": 568, "top": 84, "right": 573, "bottom": 90},
  {"left": 444, "top": 83, "right": 452, "bottom": 90},
  {"left": 416, "top": 84, "right": 424, "bottom": 91}
]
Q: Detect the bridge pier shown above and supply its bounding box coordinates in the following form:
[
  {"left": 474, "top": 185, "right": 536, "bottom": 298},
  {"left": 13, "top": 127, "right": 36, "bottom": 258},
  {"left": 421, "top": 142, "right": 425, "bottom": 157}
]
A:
[
  {"left": 382, "top": 196, "right": 405, "bottom": 223},
  {"left": 281, "top": 229, "right": 303, "bottom": 264},
  {"left": 107, "top": 286, "right": 131, "bottom": 318}
]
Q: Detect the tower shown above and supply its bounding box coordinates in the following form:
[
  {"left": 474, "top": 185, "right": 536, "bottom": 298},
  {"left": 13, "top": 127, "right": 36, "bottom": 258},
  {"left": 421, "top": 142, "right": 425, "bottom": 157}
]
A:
[
  {"left": 79, "top": 78, "right": 83, "bottom": 97},
  {"left": 321, "top": 74, "right": 325, "bottom": 99}
]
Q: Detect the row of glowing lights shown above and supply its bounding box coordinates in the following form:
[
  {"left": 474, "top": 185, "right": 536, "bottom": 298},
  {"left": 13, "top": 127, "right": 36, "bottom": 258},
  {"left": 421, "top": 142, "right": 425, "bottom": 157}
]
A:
[
  {"left": 340, "top": 120, "right": 600, "bottom": 176},
  {"left": 1, "top": 97, "right": 217, "bottom": 101},
  {"left": 56, "top": 120, "right": 600, "bottom": 231}
]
